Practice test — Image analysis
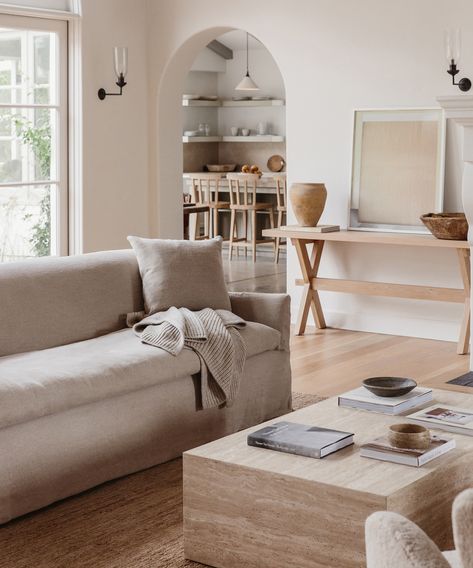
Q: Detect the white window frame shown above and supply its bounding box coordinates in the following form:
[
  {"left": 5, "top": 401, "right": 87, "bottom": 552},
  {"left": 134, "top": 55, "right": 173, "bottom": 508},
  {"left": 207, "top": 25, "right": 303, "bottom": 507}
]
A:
[
  {"left": 0, "top": 0, "right": 82, "bottom": 256},
  {"left": 0, "top": 13, "right": 68, "bottom": 256}
]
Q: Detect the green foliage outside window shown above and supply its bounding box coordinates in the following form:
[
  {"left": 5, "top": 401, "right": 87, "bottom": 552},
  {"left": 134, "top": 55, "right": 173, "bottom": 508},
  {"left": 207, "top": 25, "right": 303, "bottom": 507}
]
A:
[{"left": 15, "top": 114, "right": 52, "bottom": 257}]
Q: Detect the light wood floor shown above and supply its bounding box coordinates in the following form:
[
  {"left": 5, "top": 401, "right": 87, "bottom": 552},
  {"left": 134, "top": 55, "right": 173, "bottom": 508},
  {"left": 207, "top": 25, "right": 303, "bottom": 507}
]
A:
[
  {"left": 224, "top": 254, "right": 471, "bottom": 398},
  {"left": 292, "top": 326, "right": 471, "bottom": 398}
]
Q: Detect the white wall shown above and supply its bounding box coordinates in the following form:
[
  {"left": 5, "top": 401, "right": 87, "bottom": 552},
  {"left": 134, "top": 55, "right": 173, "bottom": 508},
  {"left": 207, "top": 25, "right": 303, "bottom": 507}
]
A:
[
  {"left": 147, "top": 0, "right": 473, "bottom": 343},
  {"left": 80, "top": 0, "right": 149, "bottom": 252}
]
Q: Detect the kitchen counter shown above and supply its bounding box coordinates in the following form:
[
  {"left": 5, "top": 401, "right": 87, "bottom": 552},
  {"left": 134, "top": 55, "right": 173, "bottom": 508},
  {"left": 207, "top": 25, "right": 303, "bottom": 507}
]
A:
[{"left": 183, "top": 172, "right": 283, "bottom": 195}]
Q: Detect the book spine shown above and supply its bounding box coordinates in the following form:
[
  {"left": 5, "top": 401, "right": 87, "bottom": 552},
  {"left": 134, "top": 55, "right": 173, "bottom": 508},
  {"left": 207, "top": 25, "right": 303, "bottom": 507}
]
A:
[
  {"left": 248, "top": 437, "right": 321, "bottom": 459},
  {"left": 418, "top": 441, "right": 455, "bottom": 465}
]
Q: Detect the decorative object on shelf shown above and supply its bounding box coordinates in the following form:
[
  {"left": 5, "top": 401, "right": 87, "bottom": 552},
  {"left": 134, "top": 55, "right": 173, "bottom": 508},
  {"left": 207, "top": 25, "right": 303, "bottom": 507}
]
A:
[
  {"left": 350, "top": 109, "right": 445, "bottom": 234},
  {"left": 206, "top": 164, "right": 236, "bottom": 172},
  {"left": 230, "top": 126, "right": 239, "bottom": 136},
  {"left": 183, "top": 94, "right": 200, "bottom": 100},
  {"left": 257, "top": 122, "right": 267, "bottom": 135},
  {"left": 420, "top": 212, "right": 468, "bottom": 240},
  {"left": 388, "top": 423, "right": 431, "bottom": 450},
  {"left": 235, "top": 33, "right": 259, "bottom": 91},
  {"left": 198, "top": 123, "right": 207, "bottom": 136},
  {"left": 241, "top": 128, "right": 250, "bottom": 136},
  {"left": 445, "top": 28, "right": 471, "bottom": 92},
  {"left": 289, "top": 183, "right": 327, "bottom": 227},
  {"left": 184, "top": 130, "right": 199, "bottom": 137},
  {"left": 98, "top": 47, "right": 128, "bottom": 100},
  {"left": 241, "top": 164, "right": 262, "bottom": 176},
  {"left": 362, "top": 377, "right": 418, "bottom": 398},
  {"left": 267, "top": 154, "right": 285, "bottom": 172}
]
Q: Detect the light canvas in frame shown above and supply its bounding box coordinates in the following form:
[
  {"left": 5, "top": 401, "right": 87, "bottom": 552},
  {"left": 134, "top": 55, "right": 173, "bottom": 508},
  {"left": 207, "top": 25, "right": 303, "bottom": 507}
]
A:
[{"left": 349, "top": 108, "right": 446, "bottom": 233}]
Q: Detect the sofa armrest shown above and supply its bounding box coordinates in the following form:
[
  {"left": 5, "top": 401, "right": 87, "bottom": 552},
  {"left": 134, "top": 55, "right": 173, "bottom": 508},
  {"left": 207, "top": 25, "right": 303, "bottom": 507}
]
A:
[{"left": 229, "top": 292, "right": 291, "bottom": 352}]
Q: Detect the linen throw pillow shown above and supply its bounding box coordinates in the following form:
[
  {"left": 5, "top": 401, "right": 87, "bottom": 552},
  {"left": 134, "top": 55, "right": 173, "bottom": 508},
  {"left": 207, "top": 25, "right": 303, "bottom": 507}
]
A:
[{"left": 127, "top": 236, "right": 231, "bottom": 314}]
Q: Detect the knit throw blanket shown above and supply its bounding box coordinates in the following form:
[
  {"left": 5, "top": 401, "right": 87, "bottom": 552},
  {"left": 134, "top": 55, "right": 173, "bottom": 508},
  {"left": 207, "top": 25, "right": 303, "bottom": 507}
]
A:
[{"left": 129, "top": 307, "right": 246, "bottom": 409}]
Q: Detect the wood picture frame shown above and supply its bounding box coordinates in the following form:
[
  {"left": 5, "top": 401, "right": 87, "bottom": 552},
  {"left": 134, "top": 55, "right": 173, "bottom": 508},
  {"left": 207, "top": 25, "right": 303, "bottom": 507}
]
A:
[{"left": 349, "top": 108, "right": 446, "bottom": 234}]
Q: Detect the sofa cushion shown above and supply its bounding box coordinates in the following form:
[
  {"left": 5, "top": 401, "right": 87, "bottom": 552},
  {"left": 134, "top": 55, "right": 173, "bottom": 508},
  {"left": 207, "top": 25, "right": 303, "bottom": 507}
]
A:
[
  {"left": 127, "top": 236, "right": 231, "bottom": 314},
  {"left": 0, "top": 250, "right": 143, "bottom": 358},
  {"left": 0, "top": 321, "right": 280, "bottom": 430}
]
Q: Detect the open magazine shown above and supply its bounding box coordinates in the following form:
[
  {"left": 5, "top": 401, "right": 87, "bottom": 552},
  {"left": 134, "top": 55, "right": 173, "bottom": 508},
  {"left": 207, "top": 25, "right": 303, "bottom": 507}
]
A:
[{"left": 407, "top": 405, "right": 473, "bottom": 436}]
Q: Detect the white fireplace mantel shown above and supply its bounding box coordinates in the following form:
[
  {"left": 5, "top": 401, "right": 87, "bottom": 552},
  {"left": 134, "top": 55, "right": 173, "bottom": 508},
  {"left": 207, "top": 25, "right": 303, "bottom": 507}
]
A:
[{"left": 438, "top": 95, "right": 473, "bottom": 367}]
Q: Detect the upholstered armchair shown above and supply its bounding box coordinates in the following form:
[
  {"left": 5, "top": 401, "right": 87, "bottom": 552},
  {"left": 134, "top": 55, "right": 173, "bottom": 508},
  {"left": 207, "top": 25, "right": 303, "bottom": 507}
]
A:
[{"left": 365, "top": 488, "right": 473, "bottom": 568}]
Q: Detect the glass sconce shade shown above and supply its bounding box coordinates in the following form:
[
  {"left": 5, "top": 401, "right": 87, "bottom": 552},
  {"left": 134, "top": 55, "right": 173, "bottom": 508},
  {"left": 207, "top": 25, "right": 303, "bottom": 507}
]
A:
[
  {"left": 445, "top": 28, "right": 461, "bottom": 64},
  {"left": 114, "top": 47, "right": 128, "bottom": 79}
]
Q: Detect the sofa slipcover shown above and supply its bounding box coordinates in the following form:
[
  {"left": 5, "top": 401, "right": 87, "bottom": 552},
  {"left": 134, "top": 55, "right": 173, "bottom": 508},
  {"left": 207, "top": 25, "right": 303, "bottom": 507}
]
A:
[
  {"left": 0, "top": 250, "right": 292, "bottom": 523},
  {"left": 0, "top": 322, "right": 281, "bottom": 430}
]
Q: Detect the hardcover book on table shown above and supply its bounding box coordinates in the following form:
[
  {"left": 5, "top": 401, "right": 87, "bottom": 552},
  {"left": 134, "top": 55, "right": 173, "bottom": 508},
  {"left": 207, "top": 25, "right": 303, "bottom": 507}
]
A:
[
  {"left": 407, "top": 405, "right": 473, "bottom": 436},
  {"left": 338, "top": 387, "right": 433, "bottom": 415},
  {"left": 247, "top": 421, "right": 354, "bottom": 459},
  {"left": 360, "top": 434, "right": 455, "bottom": 467}
]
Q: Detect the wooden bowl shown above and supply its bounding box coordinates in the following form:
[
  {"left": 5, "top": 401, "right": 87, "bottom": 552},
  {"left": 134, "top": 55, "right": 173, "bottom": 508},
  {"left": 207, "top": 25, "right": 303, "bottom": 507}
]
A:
[
  {"left": 362, "top": 377, "right": 417, "bottom": 397},
  {"left": 206, "top": 164, "right": 236, "bottom": 172},
  {"left": 389, "top": 423, "right": 431, "bottom": 450},
  {"left": 420, "top": 213, "right": 468, "bottom": 241}
]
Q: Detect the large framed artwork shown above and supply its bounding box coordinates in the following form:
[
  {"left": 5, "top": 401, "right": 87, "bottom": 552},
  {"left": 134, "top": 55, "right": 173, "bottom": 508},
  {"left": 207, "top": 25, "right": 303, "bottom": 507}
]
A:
[{"left": 349, "top": 108, "right": 446, "bottom": 233}]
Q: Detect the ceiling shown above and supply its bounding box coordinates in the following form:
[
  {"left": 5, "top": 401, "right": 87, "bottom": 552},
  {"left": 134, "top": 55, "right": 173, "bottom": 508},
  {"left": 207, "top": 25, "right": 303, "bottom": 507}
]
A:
[{"left": 216, "top": 31, "right": 266, "bottom": 51}]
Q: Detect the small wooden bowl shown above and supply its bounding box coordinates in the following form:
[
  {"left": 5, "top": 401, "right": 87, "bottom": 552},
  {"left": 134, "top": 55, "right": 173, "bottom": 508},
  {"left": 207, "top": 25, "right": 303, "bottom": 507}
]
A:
[
  {"left": 389, "top": 423, "right": 430, "bottom": 450},
  {"left": 420, "top": 213, "right": 468, "bottom": 241}
]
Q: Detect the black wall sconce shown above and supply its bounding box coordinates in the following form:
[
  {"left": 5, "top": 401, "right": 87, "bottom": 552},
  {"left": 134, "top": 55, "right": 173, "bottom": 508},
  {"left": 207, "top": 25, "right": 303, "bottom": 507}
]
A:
[
  {"left": 445, "top": 29, "right": 471, "bottom": 92},
  {"left": 98, "top": 47, "right": 128, "bottom": 100}
]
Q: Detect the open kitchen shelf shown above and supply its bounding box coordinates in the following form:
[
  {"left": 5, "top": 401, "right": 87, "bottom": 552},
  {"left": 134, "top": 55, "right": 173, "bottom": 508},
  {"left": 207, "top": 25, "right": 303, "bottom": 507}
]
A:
[
  {"left": 182, "top": 100, "right": 220, "bottom": 107},
  {"left": 182, "top": 99, "right": 285, "bottom": 108},
  {"left": 221, "top": 135, "right": 285, "bottom": 142},
  {"left": 182, "top": 135, "right": 285, "bottom": 143},
  {"left": 220, "top": 99, "right": 285, "bottom": 107},
  {"left": 182, "top": 136, "right": 222, "bottom": 143}
]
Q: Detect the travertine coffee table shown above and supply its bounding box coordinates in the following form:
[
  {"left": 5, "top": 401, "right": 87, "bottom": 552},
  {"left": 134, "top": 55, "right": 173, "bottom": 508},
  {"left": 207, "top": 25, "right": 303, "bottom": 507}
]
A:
[{"left": 183, "top": 389, "right": 473, "bottom": 568}]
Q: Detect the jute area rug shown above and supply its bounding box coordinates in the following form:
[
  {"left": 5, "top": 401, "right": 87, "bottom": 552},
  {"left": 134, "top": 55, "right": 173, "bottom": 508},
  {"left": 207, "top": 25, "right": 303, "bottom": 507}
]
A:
[{"left": 0, "top": 392, "right": 324, "bottom": 568}]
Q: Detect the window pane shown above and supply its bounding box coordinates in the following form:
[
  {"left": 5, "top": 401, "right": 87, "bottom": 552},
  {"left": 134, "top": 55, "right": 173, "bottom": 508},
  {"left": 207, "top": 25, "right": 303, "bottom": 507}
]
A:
[
  {"left": 0, "top": 107, "right": 56, "bottom": 184},
  {"left": 0, "top": 184, "right": 52, "bottom": 262},
  {"left": 0, "top": 28, "right": 56, "bottom": 105}
]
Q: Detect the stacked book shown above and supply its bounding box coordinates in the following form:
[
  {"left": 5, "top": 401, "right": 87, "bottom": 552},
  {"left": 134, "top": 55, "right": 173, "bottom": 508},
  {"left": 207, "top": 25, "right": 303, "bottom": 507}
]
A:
[
  {"left": 338, "top": 387, "right": 433, "bottom": 415},
  {"left": 360, "top": 434, "right": 455, "bottom": 467},
  {"left": 248, "top": 421, "right": 354, "bottom": 459}
]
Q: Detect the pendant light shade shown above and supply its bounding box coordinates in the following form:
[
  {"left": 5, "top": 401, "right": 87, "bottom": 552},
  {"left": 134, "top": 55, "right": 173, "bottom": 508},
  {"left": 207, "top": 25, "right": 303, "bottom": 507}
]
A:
[
  {"left": 235, "top": 73, "right": 259, "bottom": 91},
  {"left": 235, "top": 33, "right": 259, "bottom": 91}
]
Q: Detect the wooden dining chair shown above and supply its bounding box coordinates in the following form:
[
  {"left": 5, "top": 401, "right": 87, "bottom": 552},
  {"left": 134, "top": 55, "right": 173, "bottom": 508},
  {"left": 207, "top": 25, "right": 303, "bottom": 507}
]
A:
[
  {"left": 273, "top": 174, "right": 287, "bottom": 263},
  {"left": 227, "top": 173, "right": 275, "bottom": 262},
  {"left": 189, "top": 173, "right": 231, "bottom": 239}
]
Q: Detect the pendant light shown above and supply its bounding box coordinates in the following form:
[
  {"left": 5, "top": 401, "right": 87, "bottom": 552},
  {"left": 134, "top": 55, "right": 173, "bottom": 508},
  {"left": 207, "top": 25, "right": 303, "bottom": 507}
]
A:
[{"left": 235, "top": 33, "right": 259, "bottom": 91}]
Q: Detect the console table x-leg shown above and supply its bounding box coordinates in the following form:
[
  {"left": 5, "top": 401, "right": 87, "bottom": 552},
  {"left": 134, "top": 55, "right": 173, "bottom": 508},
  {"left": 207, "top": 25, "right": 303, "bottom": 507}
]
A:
[{"left": 288, "top": 235, "right": 471, "bottom": 355}]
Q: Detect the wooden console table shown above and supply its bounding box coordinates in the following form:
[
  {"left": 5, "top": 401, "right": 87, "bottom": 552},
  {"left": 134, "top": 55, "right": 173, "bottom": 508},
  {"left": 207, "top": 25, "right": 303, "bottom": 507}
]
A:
[{"left": 262, "top": 227, "right": 471, "bottom": 354}]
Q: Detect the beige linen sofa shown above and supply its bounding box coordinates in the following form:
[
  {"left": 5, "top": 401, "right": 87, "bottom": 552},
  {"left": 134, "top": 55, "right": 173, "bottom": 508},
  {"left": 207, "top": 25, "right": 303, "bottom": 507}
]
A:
[{"left": 0, "top": 250, "right": 291, "bottom": 524}]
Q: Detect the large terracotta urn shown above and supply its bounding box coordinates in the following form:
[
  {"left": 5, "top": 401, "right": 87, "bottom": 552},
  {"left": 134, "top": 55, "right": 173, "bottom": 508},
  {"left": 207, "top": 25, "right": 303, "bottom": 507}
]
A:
[{"left": 289, "top": 183, "right": 327, "bottom": 227}]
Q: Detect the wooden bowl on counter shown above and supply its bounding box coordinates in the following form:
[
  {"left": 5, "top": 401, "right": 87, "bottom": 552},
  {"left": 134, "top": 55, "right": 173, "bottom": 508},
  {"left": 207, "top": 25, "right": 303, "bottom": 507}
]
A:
[
  {"left": 388, "top": 423, "right": 431, "bottom": 450},
  {"left": 206, "top": 164, "right": 236, "bottom": 173},
  {"left": 420, "top": 213, "right": 468, "bottom": 241}
]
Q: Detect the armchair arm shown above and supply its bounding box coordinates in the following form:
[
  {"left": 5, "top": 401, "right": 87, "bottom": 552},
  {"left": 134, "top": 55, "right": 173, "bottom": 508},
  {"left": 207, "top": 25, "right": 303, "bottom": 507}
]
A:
[
  {"left": 229, "top": 292, "right": 291, "bottom": 351},
  {"left": 365, "top": 512, "right": 450, "bottom": 568}
]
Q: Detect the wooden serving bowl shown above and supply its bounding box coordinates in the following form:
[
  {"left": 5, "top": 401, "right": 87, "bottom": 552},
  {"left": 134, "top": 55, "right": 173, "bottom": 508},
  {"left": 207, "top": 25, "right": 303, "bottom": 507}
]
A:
[
  {"left": 420, "top": 213, "right": 468, "bottom": 241},
  {"left": 389, "top": 423, "right": 431, "bottom": 450},
  {"left": 362, "top": 377, "right": 417, "bottom": 397}
]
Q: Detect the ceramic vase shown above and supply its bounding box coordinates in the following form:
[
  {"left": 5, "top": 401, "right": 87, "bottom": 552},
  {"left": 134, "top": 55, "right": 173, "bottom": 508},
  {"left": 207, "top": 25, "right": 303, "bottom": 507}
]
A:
[{"left": 289, "top": 183, "right": 327, "bottom": 227}]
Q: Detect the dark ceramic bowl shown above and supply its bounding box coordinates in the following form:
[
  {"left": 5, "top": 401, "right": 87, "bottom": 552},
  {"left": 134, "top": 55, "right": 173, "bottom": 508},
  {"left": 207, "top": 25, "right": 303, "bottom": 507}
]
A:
[{"left": 362, "top": 377, "right": 417, "bottom": 398}]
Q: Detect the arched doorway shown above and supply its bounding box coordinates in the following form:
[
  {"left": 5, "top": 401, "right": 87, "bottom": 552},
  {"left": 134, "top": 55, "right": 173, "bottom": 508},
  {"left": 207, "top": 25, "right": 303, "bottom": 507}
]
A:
[{"left": 153, "top": 27, "right": 287, "bottom": 241}]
